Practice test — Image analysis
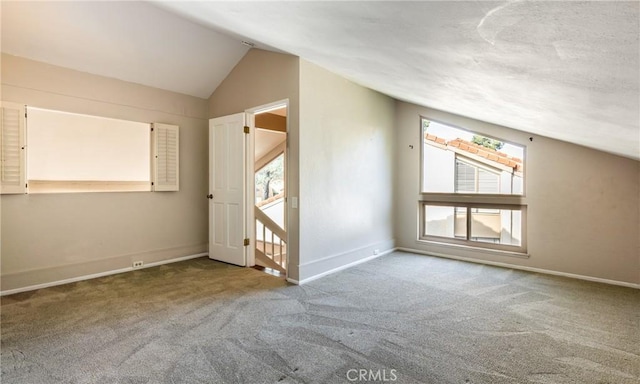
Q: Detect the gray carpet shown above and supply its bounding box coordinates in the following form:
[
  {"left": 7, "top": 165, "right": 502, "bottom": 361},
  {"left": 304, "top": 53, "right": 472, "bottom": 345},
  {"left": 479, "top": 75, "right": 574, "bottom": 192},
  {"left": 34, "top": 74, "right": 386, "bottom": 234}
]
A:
[{"left": 1, "top": 252, "right": 638, "bottom": 384}]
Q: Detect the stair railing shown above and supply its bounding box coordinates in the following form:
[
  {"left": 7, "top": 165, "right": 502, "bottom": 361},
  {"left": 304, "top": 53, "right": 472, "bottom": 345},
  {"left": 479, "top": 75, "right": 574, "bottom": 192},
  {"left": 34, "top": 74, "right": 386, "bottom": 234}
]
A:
[{"left": 254, "top": 206, "right": 287, "bottom": 271}]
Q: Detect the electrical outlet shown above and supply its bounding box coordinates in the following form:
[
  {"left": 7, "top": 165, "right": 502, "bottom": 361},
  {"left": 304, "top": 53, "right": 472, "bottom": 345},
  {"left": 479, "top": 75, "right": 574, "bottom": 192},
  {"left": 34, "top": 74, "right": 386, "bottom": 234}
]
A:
[
  {"left": 133, "top": 261, "right": 144, "bottom": 268},
  {"left": 373, "top": 249, "right": 379, "bottom": 255}
]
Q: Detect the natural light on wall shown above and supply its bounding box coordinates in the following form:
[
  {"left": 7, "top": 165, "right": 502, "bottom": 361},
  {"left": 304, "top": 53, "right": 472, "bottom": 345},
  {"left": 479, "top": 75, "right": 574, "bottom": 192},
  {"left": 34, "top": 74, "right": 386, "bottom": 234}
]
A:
[{"left": 27, "top": 107, "right": 151, "bottom": 193}]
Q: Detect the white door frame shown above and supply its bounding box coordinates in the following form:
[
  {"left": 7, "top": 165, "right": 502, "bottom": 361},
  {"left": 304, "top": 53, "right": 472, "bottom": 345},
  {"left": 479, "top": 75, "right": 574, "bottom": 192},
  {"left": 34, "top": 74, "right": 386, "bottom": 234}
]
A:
[{"left": 245, "top": 99, "right": 289, "bottom": 272}]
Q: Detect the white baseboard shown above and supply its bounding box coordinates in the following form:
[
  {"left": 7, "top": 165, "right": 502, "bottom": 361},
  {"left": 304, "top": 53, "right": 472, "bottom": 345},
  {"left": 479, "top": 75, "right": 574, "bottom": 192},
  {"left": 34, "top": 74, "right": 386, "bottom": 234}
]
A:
[
  {"left": 297, "top": 239, "right": 395, "bottom": 282},
  {"left": 1, "top": 252, "right": 207, "bottom": 296},
  {"left": 294, "top": 247, "right": 396, "bottom": 285},
  {"left": 397, "top": 247, "right": 640, "bottom": 289},
  {"left": 143, "top": 252, "right": 207, "bottom": 269}
]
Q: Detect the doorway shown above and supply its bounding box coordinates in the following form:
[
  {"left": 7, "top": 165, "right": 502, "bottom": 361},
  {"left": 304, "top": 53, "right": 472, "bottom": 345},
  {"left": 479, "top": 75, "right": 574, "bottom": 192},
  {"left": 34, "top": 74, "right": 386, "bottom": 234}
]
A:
[
  {"left": 207, "top": 101, "right": 288, "bottom": 277},
  {"left": 253, "top": 105, "right": 287, "bottom": 275}
]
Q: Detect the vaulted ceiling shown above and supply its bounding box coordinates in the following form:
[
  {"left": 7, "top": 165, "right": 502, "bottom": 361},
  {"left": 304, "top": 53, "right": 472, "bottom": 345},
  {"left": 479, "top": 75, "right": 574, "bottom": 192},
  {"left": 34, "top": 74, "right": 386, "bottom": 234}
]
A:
[
  {"left": 2, "top": 1, "right": 638, "bottom": 159},
  {"left": 1, "top": 1, "right": 249, "bottom": 98}
]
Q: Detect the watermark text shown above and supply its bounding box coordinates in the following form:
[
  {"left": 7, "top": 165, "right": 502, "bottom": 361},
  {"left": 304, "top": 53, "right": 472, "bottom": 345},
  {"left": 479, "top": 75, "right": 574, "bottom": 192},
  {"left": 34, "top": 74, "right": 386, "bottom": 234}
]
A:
[{"left": 346, "top": 368, "right": 397, "bottom": 382}]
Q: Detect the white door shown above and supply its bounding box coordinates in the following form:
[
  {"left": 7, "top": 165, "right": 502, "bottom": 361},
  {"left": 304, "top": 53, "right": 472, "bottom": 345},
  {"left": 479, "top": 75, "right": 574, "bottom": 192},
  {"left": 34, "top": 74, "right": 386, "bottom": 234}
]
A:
[{"left": 209, "top": 113, "right": 250, "bottom": 266}]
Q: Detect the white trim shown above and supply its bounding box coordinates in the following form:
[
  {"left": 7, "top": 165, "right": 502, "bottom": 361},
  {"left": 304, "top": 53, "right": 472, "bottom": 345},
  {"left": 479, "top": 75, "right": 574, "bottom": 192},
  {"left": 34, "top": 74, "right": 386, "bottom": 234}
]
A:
[
  {"left": 295, "top": 248, "right": 396, "bottom": 285},
  {"left": 416, "top": 239, "right": 530, "bottom": 258},
  {"left": 245, "top": 99, "right": 289, "bottom": 274},
  {"left": 285, "top": 277, "right": 300, "bottom": 285},
  {"left": 397, "top": 247, "right": 640, "bottom": 289},
  {"left": 245, "top": 112, "right": 255, "bottom": 267},
  {"left": 142, "top": 252, "right": 207, "bottom": 269},
  {"left": 0, "top": 252, "right": 207, "bottom": 296},
  {"left": 299, "top": 240, "right": 393, "bottom": 268},
  {"left": 246, "top": 99, "right": 288, "bottom": 114}
]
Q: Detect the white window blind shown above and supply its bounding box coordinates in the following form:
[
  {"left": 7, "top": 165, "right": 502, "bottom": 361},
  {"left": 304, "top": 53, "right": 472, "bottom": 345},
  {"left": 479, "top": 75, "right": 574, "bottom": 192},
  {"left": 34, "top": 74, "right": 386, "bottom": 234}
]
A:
[
  {"left": 152, "top": 123, "right": 179, "bottom": 191},
  {"left": 0, "top": 102, "right": 26, "bottom": 194}
]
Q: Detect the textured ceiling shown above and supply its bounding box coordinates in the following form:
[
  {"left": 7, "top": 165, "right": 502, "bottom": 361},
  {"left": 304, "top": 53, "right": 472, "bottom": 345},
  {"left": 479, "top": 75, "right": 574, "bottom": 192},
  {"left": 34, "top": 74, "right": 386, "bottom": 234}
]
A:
[
  {"left": 2, "top": 1, "right": 638, "bottom": 159},
  {"left": 155, "top": 0, "right": 639, "bottom": 160},
  {"left": 1, "top": 1, "right": 248, "bottom": 98}
]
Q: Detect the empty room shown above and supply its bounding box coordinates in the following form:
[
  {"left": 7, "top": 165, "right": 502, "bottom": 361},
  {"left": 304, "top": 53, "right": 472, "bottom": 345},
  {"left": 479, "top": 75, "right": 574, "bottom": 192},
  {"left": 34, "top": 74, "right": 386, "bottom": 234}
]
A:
[{"left": 1, "top": 1, "right": 638, "bottom": 383}]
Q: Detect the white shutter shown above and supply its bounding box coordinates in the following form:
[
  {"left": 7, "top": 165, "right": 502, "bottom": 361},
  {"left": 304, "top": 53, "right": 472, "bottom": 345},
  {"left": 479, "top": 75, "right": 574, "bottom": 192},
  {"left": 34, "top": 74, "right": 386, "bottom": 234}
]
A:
[
  {"left": 478, "top": 168, "right": 500, "bottom": 193},
  {"left": 455, "top": 159, "right": 476, "bottom": 193},
  {"left": 151, "top": 123, "right": 179, "bottom": 191},
  {"left": 1, "top": 102, "right": 26, "bottom": 194}
]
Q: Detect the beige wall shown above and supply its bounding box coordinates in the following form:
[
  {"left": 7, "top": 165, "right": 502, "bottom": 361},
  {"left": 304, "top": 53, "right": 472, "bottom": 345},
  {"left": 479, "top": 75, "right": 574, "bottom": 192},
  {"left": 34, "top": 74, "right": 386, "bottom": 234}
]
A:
[
  {"left": 209, "top": 52, "right": 397, "bottom": 282},
  {"left": 298, "top": 60, "right": 396, "bottom": 281},
  {"left": 3, "top": 50, "right": 636, "bottom": 291},
  {"left": 208, "top": 49, "right": 302, "bottom": 280},
  {"left": 1, "top": 54, "right": 210, "bottom": 292},
  {"left": 395, "top": 101, "right": 640, "bottom": 285}
]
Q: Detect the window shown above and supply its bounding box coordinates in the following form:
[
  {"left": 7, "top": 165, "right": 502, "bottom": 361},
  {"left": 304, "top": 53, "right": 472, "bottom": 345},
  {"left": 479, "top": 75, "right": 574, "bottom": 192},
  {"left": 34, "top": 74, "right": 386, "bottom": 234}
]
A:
[
  {"left": 255, "top": 152, "right": 284, "bottom": 204},
  {"left": 420, "top": 118, "right": 526, "bottom": 253},
  {"left": 420, "top": 203, "right": 525, "bottom": 251},
  {"left": 27, "top": 107, "right": 151, "bottom": 193},
  {"left": 422, "top": 118, "right": 524, "bottom": 195},
  {"left": 0, "top": 103, "right": 179, "bottom": 194}
]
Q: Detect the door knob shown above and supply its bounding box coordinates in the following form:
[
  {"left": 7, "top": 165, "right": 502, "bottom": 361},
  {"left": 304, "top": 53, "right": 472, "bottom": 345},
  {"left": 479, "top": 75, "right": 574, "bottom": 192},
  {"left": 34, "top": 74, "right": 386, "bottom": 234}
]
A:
[{"left": 207, "top": 194, "right": 213, "bottom": 199}]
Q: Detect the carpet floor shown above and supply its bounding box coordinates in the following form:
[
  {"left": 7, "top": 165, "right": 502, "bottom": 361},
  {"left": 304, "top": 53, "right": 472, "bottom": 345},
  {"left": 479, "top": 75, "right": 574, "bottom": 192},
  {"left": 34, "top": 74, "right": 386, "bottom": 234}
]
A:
[{"left": 1, "top": 252, "right": 638, "bottom": 383}]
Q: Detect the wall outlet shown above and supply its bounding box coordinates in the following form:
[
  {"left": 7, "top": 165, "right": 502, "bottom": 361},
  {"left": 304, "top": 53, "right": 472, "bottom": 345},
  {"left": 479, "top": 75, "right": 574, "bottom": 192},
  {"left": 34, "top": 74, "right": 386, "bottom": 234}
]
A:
[
  {"left": 133, "top": 261, "right": 144, "bottom": 268},
  {"left": 373, "top": 249, "right": 379, "bottom": 255}
]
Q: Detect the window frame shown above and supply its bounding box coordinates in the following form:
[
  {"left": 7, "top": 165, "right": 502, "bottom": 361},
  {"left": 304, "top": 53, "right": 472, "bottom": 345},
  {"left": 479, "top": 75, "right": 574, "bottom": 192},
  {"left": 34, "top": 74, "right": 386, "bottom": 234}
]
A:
[
  {"left": 420, "top": 116, "right": 526, "bottom": 198},
  {"left": 26, "top": 106, "right": 152, "bottom": 193},
  {"left": 419, "top": 115, "right": 528, "bottom": 254},
  {"left": 419, "top": 201, "right": 528, "bottom": 254}
]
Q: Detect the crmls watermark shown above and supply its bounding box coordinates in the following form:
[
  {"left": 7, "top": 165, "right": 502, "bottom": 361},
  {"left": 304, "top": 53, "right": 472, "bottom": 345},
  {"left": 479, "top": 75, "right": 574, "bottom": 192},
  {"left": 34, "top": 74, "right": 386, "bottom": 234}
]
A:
[{"left": 346, "top": 368, "right": 397, "bottom": 382}]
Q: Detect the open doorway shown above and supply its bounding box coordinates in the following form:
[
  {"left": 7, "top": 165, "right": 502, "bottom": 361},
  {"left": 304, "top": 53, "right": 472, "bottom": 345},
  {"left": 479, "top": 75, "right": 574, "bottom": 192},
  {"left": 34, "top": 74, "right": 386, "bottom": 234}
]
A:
[{"left": 253, "top": 106, "right": 287, "bottom": 276}]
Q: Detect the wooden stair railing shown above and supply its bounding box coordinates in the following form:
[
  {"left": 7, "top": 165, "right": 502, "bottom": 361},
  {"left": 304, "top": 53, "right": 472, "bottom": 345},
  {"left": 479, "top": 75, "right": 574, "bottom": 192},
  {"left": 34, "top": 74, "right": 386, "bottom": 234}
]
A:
[
  {"left": 255, "top": 206, "right": 287, "bottom": 272},
  {"left": 255, "top": 248, "right": 285, "bottom": 273}
]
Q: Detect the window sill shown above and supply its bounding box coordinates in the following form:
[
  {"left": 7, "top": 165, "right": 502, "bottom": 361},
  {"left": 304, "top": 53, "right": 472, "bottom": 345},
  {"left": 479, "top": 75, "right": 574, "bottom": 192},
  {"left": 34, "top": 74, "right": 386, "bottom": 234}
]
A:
[
  {"left": 419, "top": 193, "right": 527, "bottom": 205},
  {"left": 27, "top": 180, "right": 151, "bottom": 194},
  {"left": 416, "top": 239, "right": 530, "bottom": 259}
]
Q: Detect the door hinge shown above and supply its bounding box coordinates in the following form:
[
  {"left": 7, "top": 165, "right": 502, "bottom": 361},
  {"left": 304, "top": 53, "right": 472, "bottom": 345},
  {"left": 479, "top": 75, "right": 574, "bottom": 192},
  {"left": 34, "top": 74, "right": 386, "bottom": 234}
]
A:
[
  {"left": 243, "top": 126, "right": 250, "bottom": 134},
  {"left": 243, "top": 238, "right": 250, "bottom": 246}
]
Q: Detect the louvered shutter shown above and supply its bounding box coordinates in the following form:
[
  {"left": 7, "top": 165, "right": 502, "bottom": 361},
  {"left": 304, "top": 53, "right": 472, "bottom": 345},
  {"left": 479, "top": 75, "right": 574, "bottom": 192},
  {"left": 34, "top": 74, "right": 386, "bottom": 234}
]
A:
[
  {"left": 151, "top": 123, "right": 179, "bottom": 191},
  {"left": 455, "top": 159, "right": 476, "bottom": 193},
  {"left": 478, "top": 168, "right": 499, "bottom": 193},
  {"left": 1, "top": 102, "right": 26, "bottom": 194}
]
